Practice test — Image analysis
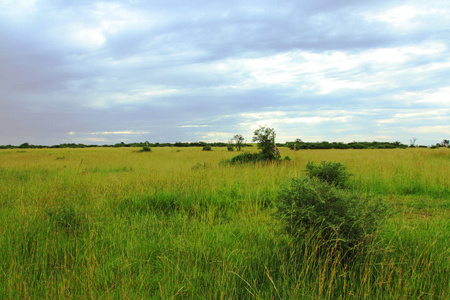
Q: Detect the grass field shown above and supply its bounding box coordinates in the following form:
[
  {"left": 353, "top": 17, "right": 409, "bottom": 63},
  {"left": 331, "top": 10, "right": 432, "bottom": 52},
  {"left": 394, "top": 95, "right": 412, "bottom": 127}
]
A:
[{"left": 0, "top": 147, "right": 449, "bottom": 299}]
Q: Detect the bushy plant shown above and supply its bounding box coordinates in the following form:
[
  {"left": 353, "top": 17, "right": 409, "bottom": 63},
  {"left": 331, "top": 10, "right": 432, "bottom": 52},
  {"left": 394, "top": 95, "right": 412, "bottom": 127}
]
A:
[
  {"left": 252, "top": 126, "right": 278, "bottom": 160},
  {"left": 202, "top": 145, "right": 212, "bottom": 151},
  {"left": 227, "top": 145, "right": 234, "bottom": 151},
  {"left": 141, "top": 146, "right": 152, "bottom": 152},
  {"left": 277, "top": 177, "right": 386, "bottom": 259},
  {"left": 228, "top": 152, "right": 263, "bottom": 164},
  {"left": 305, "top": 161, "right": 351, "bottom": 188}
]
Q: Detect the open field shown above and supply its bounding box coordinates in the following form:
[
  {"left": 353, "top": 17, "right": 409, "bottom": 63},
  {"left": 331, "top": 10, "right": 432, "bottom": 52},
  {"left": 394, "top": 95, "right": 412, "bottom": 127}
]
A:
[{"left": 0, "top": 147, "right": 449, "bottom": 299}]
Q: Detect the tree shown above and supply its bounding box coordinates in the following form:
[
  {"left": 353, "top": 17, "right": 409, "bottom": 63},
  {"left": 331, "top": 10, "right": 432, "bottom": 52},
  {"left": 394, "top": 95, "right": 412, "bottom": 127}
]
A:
[
  {"left": 252, "top": 126, "right": 277, "bottom": 160},
  {"left": 232, "top": 134, "right": 245, "bottom": 151}
]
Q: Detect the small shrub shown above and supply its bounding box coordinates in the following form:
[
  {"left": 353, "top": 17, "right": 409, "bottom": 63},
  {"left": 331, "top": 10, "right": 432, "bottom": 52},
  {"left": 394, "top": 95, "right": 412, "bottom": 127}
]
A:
[
  {"left": 229, "top": 152, "right": 263, "bottom": 164},
  {"left": 283, "top": 155, "right": 291, "bottom": 161},
  {"left": 277, "top": 177, "right": 386, "bottom": 260},
  {"left": 202, "top": 145, "right": 212, "bottom": 151},
  {"left": 141, "top": 146, "right": 152, "bottom": 152},
  {"left": 305, "top": 161, "right": 351, "bottom": 188},
  {"left": 227, "top": 145, "right": 234, "bottom": 151}
]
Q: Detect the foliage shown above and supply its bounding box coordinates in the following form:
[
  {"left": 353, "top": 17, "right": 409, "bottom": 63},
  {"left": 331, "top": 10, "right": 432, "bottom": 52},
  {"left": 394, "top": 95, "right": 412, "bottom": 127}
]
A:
[
  {"left": 305, "top": 161, "right": 352, "bottom": 188},
  {"left": 227, "top": 145, "right": 234, "bottom": 151},
  {"left": 140, "top": 146, "right": 152, "bottom": 152},
  {"left": 202, "top": 145, "right": 212, "bottom": 151},
  {"left": 227, "top": 152, "right": 264, "bottom": 164},
  {"left": 1, "top": 139, "right": 414, "bottom": 149},
  {"left": 252, "top": 126, "right": 278, "bottom": 160},
  {"left": 277, "top": 177, "right": 387, "bottom": 259},
  {"left": 285, "top": 140, "right": 408, "bottom": 150},
  {"left": 231, "top": 134, "right": 245, "bottom": 151}
]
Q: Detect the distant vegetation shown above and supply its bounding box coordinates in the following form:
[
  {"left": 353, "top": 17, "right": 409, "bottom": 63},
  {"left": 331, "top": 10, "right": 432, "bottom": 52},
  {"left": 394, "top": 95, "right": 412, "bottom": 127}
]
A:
[
  {"left": 7, "top": 139, "right": 447, "bottom": 150},
  {"left": 2, "top": 138, "right": 449, "bottom": 150}
]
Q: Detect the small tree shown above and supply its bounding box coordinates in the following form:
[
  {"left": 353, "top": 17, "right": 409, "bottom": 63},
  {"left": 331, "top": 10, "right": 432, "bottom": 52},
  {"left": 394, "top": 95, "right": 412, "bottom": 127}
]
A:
[
  {"left": 252, "top": 126, "right": 277, "bottom": 160},
  {"left": 232, "top": 134, "right": 245, "bottom": 151}
]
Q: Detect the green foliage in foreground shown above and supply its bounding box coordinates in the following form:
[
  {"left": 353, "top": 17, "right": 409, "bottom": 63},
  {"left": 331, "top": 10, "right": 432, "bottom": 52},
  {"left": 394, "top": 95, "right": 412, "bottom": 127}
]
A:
[
  {"left": 0, "top": 147, "right": 449, "bottom": 298},
  {"left": 277, "top": 177, "right": 387, "bottom": 260},
  {"left": 305, "top": 160, "right": 352, "bottom": 188}
]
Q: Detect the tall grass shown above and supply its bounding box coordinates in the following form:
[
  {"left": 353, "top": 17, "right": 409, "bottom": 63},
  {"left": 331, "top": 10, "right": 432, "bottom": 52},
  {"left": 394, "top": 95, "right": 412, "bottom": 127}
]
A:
[{"left": 0, "top": 147, "right": 449, "bottom": 298}]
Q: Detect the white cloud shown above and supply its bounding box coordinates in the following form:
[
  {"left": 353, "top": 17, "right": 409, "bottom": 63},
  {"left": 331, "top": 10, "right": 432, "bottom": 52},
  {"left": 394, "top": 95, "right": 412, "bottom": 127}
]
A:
[
  {"left": 89, "top": 131, "right": 149, "bottom": 135},
  {"left": 0, "top": 0, "right": 35, "bottom": 16},
  {"left": 403, "top": 125, "right": 450, "bottom": 134},
  {"left": 84, "top": 137, "right": 107, "bottom": 142},
  {"left": 201, "top": 132, "right": 234, "bottom": 141},
  {"left": 74, "top": 27, "right": 106, "bottom": 47},
  {"left": 416, "top": 87, "right": 450, "bottom": 106},
  {"left": 180, "top": 125, "right": 211, "bottom": 128}
]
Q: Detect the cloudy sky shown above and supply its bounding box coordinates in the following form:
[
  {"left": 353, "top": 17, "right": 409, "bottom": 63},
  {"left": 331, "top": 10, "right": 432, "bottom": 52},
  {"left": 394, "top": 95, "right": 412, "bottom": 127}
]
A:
[{"left": 1, "top": 0, "right": 449, "bottom": 146}]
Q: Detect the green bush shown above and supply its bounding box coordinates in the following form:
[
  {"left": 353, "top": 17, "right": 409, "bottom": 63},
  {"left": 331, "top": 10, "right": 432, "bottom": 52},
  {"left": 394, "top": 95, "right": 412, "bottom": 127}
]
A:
[
  {"left": 227, "top": 145, "right": 234, "bottom": 151},
  {"left": 228, "top": 152, "right": 263, "bottom": 164},
  {"left": 277, "top": 177, "right": 386, "bottom": 259},
  {"left": 202, "top": 145, "right": 212, "bottom": 151},
  {"left": 252, "top": 126, "right": 279, "bottom": 160},
  {"left": 141, "top": 146, "right": 152, "bottom": 152},
  {"left": 305, "top": 161, "right": 351, "bottom": 188}
]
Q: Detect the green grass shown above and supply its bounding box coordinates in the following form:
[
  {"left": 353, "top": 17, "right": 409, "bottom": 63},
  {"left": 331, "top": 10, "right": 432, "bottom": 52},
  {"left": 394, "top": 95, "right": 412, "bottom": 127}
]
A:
[{"left": 0, "top": 147, "right": 449, "bottom": 298}]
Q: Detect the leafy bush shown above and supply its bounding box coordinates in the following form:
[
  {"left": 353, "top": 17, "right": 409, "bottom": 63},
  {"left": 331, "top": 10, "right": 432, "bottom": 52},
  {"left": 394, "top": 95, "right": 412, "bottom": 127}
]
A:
[
  {"left": 305, "top": 161, "right": 351, "bottom": 188},
  {"left": 202, "top": 145, "right": 212, "bottom": 151},
  {"left": 227, "top": 145, "right": 234, "bottom": 151},
  {"left": 141, "top": 146, "right": 152, "bottom": 152},
  {"left": 277, "top": 177, "right": 386, "bottom": 259},
  {"left": 229, "top": 152, "right": 263, "bottom": 164},
  {"left": 252, "top": 126, "right": 279, "bottom": 160}
]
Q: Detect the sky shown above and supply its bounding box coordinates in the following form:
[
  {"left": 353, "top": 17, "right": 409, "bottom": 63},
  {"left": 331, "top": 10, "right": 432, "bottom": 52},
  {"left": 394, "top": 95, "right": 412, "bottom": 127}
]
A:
[{"left": 1, "top": 0, "right": 449, "bottom": 146}]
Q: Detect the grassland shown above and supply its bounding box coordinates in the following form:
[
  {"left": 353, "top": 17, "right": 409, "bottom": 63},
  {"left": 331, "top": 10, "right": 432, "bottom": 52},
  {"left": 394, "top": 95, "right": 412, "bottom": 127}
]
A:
[{"left": 0, "top": 147, "right": 449, "bottom": 299}]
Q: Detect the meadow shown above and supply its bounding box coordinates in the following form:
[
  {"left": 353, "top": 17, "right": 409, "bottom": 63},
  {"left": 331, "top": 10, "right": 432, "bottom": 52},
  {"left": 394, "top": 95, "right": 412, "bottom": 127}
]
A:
[{"left": 0, "top": 146, "right": 449, "bottom": 299}]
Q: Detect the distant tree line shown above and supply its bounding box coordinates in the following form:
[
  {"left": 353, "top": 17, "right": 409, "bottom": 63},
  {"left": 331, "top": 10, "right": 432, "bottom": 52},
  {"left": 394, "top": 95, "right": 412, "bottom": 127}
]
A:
[
  {"left": 284, "top": 140, "right": 409, "bottom": 150},
  {"left": 2, "top": 139, "right": 449, "bottom": 150},
  {"left": 0, "top": 141, "right": 253, "bottom": 149}
]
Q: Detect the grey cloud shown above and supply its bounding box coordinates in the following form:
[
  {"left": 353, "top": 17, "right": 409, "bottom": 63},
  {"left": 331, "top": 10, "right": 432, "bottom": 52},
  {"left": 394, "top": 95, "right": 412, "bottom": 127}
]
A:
[{"left": 1, "top": 0, "right": 449, "bottom": 146}]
